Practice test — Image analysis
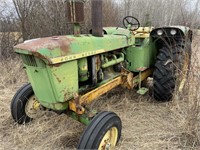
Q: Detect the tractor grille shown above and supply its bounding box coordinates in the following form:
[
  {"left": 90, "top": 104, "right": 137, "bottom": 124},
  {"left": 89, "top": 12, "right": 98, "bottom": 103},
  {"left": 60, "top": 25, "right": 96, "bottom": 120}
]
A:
[{"left": 21, "top": 55, "right": 38, "bottom": 67}]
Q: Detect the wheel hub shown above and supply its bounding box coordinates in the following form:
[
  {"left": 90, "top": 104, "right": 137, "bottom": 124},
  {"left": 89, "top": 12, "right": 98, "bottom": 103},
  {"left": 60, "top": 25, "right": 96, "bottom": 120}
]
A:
[
  {"left": 25, "top": 96, "right": 44, "bottom": 119},
  {"left": 99, "top": 127, "right": 118, "bottom": 150}
]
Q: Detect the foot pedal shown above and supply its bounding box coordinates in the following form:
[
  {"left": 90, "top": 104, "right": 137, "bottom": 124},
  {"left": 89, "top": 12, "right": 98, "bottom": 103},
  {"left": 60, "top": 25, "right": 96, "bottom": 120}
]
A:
[{"left": 137, "top": 87, "right": 148, "bottom": 95}]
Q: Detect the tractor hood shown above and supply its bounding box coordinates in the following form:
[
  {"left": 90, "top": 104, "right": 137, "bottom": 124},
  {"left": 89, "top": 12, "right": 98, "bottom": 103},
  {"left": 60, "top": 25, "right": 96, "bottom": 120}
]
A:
[{"left": 15, "top": 30, "right": 134, "bottom": 64}]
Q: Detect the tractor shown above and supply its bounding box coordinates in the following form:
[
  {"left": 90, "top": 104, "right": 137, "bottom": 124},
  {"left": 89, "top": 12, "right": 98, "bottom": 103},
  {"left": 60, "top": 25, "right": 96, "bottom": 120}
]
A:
[{"left": 11, "top": 0, "right": 192, "bottom": 149}]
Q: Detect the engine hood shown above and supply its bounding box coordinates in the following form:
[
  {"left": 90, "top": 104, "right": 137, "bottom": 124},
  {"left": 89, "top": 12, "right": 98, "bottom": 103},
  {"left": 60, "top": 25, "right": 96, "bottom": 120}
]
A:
[{"left": 15, "top": 33, "right": 134, "bottom": 64}]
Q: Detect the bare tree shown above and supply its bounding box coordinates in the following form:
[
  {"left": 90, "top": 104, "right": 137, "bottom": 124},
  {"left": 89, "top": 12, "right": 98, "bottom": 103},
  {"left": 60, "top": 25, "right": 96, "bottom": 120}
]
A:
[{"left": 12, "top": 0, "right": 36, "bottom": 40}]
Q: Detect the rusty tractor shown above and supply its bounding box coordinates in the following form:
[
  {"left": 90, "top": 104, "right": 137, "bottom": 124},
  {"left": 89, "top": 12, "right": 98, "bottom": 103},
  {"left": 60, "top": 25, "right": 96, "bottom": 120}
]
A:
[{"left": 11, "top": 0, "right": 192, "bottom": 149}]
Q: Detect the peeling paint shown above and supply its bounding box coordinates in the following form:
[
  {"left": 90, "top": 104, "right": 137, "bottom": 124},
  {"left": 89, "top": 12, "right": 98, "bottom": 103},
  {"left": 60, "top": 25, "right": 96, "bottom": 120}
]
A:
[{"left": 15, "top": 36, "right": 73, "bottom": 52}]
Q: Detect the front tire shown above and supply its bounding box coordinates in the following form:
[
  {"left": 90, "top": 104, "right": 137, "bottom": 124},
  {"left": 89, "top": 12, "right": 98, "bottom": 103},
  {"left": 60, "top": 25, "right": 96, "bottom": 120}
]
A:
[
  {"left": 11, "top": 83, "right": 36, "bottom": 124},
  {"left": 77, "top": 111, "right": 122, "bottom": 150}
]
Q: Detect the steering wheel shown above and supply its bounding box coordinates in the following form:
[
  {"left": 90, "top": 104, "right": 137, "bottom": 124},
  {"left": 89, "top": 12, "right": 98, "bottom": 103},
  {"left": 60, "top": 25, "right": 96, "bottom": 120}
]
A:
[{"left": 123, "top": 16, "right": 140, "bottom": 31}]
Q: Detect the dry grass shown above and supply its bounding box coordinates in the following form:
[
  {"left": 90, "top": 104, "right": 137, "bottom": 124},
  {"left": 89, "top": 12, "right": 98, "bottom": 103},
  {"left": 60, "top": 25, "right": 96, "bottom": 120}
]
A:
[{"left": 0, "top": 36, "right": 200, "bottom": 150}]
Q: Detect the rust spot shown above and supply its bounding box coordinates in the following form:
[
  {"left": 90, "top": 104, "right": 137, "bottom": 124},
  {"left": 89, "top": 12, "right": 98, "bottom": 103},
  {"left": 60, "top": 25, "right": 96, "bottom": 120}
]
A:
[
  {"left": 52, "top": 73, "right": 61, "bottom": 83},
  {"left": 64, "top": 92, "right": 68, "bottom": 100},
  {"left": 58, "top": 38, "right": 71, "bottom": 52},
  {"left": 60, "top": 88, "right": 70, "bottom": 101},
  {"left": 48, "top": 63, "right": 62, "bottom": 68},
  {"left": 66, "top": 1, "right": 84, "bottom": 23},
  {"left": 96, "top": 55, "right": 101, "bottom": 70},
  {"left": 63, "top": 90, "right": 70, "bottom": 100},
  {"left": 15, "top": 36, "right": 74, "bottom": 53},
  {"left": 32, "top": 51, "right": 51, "bottom": 63},
  {"left": 73, "top": 93, "right": 80, "bottom": 105}
]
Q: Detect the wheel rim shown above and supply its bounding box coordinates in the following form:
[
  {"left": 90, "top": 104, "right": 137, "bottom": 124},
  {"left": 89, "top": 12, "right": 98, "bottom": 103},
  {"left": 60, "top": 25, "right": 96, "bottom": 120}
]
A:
[
  {"left": 98, "top": 127, "right": 118, "bottom": 150},
  {"left": 25, "top": 95, "right": 43, "bottom": 119}
]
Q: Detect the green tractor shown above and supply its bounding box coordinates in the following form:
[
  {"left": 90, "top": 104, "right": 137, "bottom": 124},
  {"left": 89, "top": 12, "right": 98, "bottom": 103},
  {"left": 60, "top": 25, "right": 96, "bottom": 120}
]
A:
[{"left": 11, "top": 0, "right": 192, "bottom": 149}]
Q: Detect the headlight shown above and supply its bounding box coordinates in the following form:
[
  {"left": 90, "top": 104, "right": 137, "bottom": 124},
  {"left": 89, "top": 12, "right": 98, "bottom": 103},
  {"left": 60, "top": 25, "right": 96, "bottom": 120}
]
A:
[
  {"left": 157, "top": 30, "right": 163, "bottom": 36},
  {"left": 170, "top": 29, "right": 177, "bottom": 35}
]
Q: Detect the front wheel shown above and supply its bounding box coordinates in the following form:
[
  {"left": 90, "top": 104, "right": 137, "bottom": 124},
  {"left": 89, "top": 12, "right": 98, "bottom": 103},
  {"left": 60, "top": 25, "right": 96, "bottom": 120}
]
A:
[
  {"left": 77, "top": 111, "right": 122, "bottom": 150},
  {"left": 11, "top": 83, "right": 43, "bottom": 124}
]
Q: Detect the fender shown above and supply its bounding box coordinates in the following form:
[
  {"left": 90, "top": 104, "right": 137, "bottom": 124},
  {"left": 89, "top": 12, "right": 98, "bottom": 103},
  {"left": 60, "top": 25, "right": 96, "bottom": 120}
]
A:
[{"left": 150, "top": 26, "right": 193, "bottom": 46}]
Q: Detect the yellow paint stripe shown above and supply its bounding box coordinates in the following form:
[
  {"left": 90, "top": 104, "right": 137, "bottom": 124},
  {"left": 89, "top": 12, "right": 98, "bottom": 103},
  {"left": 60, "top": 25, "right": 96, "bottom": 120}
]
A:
[{"left": 50, "top": 49, "right": 106, "bottom": 64}]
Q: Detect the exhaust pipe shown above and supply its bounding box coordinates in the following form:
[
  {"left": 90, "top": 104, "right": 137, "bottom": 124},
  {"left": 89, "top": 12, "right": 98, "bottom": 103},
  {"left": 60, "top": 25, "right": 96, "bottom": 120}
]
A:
[
  {"left": 91, "top": 0, "right": 103, "bottom": 37},
  {"left": 66, "top": 0, "right": 84, "bottom": 37}
]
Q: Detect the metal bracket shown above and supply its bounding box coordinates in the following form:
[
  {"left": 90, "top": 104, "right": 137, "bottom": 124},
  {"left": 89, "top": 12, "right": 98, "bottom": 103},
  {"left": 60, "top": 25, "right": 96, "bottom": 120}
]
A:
[
  {"left": 69, "top": 94, "right": 85, "bottom": 115},
  {"left": 136, "top": 68, "right": 149, "bottom": 95}
]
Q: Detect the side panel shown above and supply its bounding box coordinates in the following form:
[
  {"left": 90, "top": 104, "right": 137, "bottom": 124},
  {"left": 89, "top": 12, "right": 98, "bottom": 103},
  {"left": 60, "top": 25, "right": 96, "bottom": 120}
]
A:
[
  {"left": 47, "top": 60, "right": 79, "bottom": 102},
  {"left": 26, "top": 66, "right": 56, "bottom": 103},
  {"left": 23, "top": 55, "right": 78, "bottom": 110},
  {"left": 125, "top": 38, "right": 156, "bottom": 72}
]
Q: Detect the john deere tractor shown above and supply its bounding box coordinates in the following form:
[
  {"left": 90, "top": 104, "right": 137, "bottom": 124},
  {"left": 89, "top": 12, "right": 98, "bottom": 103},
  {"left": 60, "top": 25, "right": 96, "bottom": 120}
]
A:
[{"left": 11, "top": 0, "right": 192, "bottom": 149}]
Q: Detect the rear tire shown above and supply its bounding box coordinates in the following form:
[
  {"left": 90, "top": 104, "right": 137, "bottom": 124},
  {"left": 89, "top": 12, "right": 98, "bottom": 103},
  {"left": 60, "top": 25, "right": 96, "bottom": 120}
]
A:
[
  {"left": 153, "top": 47, "right": 175, "bottom": 101},
  {"left": 77, "top": 111, "right": 122, "bottom": 150},
  {"left": 153, "top": 41, "right": 190, "bottom": 101}
]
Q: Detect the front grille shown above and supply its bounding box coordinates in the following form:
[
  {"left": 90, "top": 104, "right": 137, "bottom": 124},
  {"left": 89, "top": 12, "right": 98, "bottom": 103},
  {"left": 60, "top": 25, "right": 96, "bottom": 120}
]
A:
[{"left": 22, "top": 55, "right": 38, "bottom": 67}]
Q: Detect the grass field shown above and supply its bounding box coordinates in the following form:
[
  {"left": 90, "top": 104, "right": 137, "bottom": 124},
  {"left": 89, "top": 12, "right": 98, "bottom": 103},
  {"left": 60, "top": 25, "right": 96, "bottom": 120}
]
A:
[{"left": 0, "top": 36, "right": 200, "bottom": 150}]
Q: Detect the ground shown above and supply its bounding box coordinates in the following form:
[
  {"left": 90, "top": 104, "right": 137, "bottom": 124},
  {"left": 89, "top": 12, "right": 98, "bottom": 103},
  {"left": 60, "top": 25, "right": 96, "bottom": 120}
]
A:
[{"left": 0, "top": 35, "right": 200, "bottom": 150}]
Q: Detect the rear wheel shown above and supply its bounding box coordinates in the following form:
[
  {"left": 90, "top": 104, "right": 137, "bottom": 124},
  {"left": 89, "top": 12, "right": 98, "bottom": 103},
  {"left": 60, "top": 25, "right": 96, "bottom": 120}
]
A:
[
  {"left": 77, "top": 111, "right": 122, "bottom": 150},
  {"left": 153, "top": 41, "right": 190, "bottom": 101},
  {"left": 11, "top": 83, "right": 42, "bottom": 124}
]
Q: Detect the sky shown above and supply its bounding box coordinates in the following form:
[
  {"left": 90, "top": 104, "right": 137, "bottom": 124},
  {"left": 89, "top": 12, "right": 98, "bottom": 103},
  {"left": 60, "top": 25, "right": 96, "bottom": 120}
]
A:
[
  {"left": 0, "top": 0, "right": 15, "bottom": 18},
  {"left": 0, "top": 0, "right": 199, "bottom": 18}
]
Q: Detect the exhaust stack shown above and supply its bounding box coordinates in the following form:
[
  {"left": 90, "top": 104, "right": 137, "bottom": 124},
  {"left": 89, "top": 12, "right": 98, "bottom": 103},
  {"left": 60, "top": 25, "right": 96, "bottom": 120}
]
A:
[
  {"left": 66, "top": 0, "right": 84, "bottom": 37},
  {"left": 91, "top": 0, "right": 103, "bottom": 37}
]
